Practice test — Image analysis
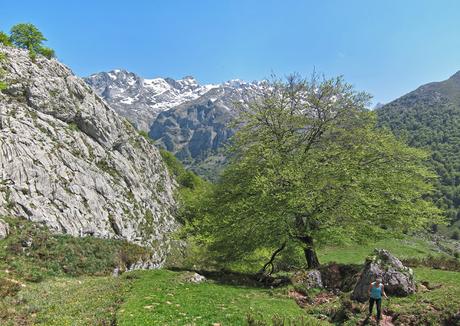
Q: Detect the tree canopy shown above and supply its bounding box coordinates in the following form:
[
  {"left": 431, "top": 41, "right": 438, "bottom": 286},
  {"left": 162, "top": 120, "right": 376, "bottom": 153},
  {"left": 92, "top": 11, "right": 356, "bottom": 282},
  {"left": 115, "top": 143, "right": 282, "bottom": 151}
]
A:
[{"left": 186, "top": 74, "right": 444, "bottom": 270}]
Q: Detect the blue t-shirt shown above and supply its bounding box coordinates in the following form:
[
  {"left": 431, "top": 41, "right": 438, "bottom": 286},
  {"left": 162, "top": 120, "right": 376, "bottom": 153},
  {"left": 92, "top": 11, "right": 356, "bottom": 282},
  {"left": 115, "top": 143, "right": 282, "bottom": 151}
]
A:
[{"left": 370, "top": 282, "right": 382, "bottom": 299}]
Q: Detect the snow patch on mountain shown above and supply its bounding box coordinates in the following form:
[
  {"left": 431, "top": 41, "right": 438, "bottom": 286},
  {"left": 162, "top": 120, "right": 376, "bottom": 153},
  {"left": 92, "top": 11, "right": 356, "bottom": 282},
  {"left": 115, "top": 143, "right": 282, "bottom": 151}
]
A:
[{"left": 84, "top": 70, "right": 218, "bottom": 131}]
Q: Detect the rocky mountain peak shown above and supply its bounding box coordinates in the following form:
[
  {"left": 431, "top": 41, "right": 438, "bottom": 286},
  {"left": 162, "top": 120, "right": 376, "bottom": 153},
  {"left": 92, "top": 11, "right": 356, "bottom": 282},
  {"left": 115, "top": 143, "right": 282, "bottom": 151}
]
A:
[{"left": 85, "top": 71, "right": 216, "bottom": 131}]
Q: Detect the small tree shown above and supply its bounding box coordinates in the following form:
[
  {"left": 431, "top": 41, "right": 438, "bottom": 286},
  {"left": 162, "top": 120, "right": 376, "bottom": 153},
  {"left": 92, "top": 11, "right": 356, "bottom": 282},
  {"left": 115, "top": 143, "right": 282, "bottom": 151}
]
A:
[
  {"left": 189, "top": 74, "right": 444, "bottom": 270},
  {"left": 10, "top": 23, "right": 54, "bottom": 59},
  {"left": 10, "top": 23, "right": 46, "bottom": 51}
]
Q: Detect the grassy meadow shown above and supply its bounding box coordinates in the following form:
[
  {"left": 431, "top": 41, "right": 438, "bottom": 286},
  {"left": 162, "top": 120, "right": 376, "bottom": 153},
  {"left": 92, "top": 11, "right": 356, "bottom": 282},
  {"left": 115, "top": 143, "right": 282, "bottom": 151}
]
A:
[{"left": 0, "top": 220, "right": 458, "bottom": 325}]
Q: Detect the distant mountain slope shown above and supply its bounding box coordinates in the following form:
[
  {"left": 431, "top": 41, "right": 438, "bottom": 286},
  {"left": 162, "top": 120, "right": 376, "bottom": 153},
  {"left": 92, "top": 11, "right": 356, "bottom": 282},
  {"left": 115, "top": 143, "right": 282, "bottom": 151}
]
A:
[
  {"left": 84, "top": 70, "right": 217, "bottom": 131},
  {"left": 150, "top": 80, "right": 264, "bottom": 179},
  {"left": 86, "top": 71, "right": 265, "bottom": 180},
  {"left": 0, "top": 46, "right": 178, "bottom": 266},
  {"left": 377, "top": 71, "right": 460, "bottom": 225}
]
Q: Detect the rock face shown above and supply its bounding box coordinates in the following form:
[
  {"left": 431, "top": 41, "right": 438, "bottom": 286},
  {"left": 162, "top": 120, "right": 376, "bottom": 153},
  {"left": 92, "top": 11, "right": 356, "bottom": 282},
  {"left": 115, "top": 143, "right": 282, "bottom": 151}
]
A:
[
  {"left": 0, "top": 46, "right": 178, "bottom": 265},
  {"left": 150, "top": 80, "right": 264, "bottom": 179},
  {"left": 0, "top": 219, "right": 9, "bottom": 239},
  {"left": 352, "top": 249, "right": 416, "bottom": 302}
]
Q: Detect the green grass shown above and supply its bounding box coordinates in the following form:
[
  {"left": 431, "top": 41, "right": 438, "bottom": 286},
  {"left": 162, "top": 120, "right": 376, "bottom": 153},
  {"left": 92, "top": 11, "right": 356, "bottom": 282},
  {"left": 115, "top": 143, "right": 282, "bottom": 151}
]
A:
[
  {"left": 317, "top": 236, "right": 446, "bottom": 265},
  {"left": 385, "top": 267, "right": 460, "bottom": 324},
  {"left": 0, "top": 276, "right": 130, "bottom": 325},
  {"left": 117, "top": 270, "right": 327, "bottom": 326},
  {"left": 0, "top": 218, "right": 457, "bottom": 325},
  {"left": 0, "top": 217, "right": 150, "bottom": 282}
]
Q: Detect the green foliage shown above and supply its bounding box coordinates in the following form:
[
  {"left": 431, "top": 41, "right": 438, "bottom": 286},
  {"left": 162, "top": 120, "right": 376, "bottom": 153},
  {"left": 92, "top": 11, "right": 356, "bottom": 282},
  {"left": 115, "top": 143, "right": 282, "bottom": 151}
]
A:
[
  {"left": 0, "top": 52, "right": 6, "bottom": 91},
  {"left": 160, "top": 148, "right": 212, "bottom": 221},
  {"left": 67, "top": 121, "right": 79, "bottom": 131},
  {"left": 9, "top": 23, "right": 55, "bottom": 59},
  {"left": 187, "top": 74, "right": 444, "bottom": 270},
  {"left": 0, "top": 217, "right": 150, "bottom": 281},
  {"left": 402, "top": 254, "right": 460, "bottom": 272},
  {"left": 318, "top": 236, "right": 447, "bottom": 265},
  {"left": 96, "top": 158, "right": 120, "bottom": 180},
  {"left": 37, "top": 46, "right": 55, "bottom": 59},
  {"left": 10, "top": 23, "right": 46, "bottom": 51},
  {"left": 377, "top": 82, "right": 460, "bottom": 225},
  {"left": 0, "top": 31, "right": 11, "bottom": 46},
  {"left": 138, "top": 129, "right": 149, "bottom": 139}
]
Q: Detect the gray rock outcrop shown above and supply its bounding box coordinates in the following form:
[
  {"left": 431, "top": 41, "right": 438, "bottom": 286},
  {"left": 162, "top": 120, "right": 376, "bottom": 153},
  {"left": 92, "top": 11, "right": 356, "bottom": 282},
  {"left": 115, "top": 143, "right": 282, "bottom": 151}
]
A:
[
  {"left": 352, "top": 249, "right": 416, "bottom": 302},
  {"left": 0, "top": 218, "right": 9, "bottom": 239},
  {"left": 0, "top": 46, "right": 178, "bottom": 265},
  {"left": 291, "top": 269, "right": 324, "bottom": 290}
]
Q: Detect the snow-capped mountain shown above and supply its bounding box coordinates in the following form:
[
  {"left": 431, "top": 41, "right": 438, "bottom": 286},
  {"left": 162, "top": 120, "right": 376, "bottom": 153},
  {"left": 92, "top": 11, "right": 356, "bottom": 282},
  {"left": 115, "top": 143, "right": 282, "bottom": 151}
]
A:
[
  {"left": 84, "top": 70, "right": 218, "bottom": 131},
  {"left": 85, "top": 70, "right": 266, "bottom": 179}
]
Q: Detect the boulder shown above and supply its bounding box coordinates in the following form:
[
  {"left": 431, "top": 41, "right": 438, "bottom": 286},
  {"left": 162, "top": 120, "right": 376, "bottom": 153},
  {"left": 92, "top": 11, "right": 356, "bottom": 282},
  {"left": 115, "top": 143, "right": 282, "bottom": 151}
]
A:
[
  {"left": 352, "top": 249, "right": 415, "bottom": 302},
  {"left": 0, "top": 219, "right": 9, "bottom": 240},
  {"left": 291, "top": 269, "right": 323, "bottom": 291},
  {"left": 183, "top": 272, "right": 206, "bottom": 283}
]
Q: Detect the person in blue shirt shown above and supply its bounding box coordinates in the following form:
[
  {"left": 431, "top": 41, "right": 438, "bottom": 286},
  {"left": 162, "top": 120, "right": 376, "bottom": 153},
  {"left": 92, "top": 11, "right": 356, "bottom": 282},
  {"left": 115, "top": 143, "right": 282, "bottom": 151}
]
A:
[{"left": 368, "top": 277, "right": 388, "bottom": 322}]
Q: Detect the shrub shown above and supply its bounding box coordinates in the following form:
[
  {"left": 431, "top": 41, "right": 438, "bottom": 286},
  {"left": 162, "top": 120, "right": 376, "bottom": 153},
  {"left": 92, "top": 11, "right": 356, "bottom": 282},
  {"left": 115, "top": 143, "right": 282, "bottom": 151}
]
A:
[
  {"left": 37, "top": 46, "right": 55, "bottom": 59},
  {"left": 0, "top": 32, "right": 11, "bottom": 46}
]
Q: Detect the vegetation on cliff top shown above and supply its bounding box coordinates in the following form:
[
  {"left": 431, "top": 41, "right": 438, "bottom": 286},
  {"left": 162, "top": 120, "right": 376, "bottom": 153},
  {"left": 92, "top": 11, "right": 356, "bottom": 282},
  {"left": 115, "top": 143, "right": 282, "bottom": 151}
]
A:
[{"left": 1, "top": 23, "right": 55, "bottom": 59}]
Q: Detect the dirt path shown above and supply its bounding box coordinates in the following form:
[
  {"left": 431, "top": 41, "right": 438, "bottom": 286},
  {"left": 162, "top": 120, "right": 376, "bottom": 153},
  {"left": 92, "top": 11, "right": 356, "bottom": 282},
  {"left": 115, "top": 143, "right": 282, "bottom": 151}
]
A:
[{"left": 358, "top": 313, "right": 395, "bottom": 325}]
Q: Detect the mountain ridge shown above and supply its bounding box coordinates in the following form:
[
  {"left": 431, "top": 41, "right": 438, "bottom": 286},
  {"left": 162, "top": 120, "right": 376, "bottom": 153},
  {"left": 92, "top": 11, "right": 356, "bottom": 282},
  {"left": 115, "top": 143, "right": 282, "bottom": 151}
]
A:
[{"left": 377, "top": 70, "right": 460, "bottom": 227}]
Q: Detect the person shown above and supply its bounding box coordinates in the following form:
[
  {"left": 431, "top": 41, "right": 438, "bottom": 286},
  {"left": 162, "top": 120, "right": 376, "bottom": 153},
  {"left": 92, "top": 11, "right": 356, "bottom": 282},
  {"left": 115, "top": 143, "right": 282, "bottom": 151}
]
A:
[{"left": 368, "top": 277, "right": 387, "bottom": 322}]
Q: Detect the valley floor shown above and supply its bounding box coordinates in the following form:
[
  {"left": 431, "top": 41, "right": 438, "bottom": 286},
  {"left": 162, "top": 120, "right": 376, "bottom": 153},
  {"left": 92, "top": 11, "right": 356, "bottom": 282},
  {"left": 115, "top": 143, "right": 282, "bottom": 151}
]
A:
[{"left": 1, "top": 238, "right": 459, "bottom": 325}]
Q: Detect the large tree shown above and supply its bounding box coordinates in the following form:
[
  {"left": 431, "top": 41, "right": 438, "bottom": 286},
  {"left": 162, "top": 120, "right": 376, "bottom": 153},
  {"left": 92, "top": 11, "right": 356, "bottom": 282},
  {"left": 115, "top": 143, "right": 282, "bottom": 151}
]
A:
[{"left": 188, "top": 74, "right": 443, "bottom": 270}]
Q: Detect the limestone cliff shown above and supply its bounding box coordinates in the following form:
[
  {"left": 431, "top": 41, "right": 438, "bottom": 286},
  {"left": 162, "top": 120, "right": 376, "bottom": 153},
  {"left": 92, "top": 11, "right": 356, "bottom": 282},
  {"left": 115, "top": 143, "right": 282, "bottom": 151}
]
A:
[{"left": 0, "top": 46, "right": 178, "bottom": 265}]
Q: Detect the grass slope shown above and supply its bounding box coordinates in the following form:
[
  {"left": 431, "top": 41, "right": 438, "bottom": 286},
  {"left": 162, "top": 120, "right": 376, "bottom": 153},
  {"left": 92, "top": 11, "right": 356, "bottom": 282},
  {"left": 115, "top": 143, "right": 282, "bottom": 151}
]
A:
[
  {"left": 0, "top": 276, "right": 130, "bottom": 325},
  {"left": 0, "top": 217, "right": 458, "bottom": 325},
  {"left": 117, "top": 270, "right": 327, "bottom": 326},
  {"left": 317, "top": 236, "right": 446, "bottom": 265}
]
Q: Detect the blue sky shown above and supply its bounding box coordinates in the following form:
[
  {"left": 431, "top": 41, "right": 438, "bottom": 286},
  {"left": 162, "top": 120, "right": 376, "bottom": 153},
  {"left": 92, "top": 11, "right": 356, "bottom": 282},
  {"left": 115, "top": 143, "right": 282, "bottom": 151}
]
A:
[{"left": 1, "top": 0, "right": 459, "bottom": 104}]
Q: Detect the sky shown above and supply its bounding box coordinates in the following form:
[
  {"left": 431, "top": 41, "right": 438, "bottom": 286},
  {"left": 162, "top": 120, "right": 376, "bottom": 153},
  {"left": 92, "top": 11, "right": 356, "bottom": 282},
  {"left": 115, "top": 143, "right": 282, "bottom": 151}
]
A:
[{"left": 1, "top": 0, "right": 460, "bottom": 104}]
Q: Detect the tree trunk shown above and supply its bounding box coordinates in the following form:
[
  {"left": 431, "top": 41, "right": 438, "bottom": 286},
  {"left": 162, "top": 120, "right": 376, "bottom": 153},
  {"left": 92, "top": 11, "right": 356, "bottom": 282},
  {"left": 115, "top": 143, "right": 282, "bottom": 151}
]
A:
[
  {"left": 304, "top": 247, "right": 320, "bottom": 269},
  {"left": 297, "top": 235, "right": 320, "bottom": 269}
]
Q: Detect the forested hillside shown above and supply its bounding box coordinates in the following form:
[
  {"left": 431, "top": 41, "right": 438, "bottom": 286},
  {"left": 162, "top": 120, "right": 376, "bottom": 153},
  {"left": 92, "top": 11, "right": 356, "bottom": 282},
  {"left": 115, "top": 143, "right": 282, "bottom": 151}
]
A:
[{"left": 377, "top": 71, "right": 460, "bottom": 230}]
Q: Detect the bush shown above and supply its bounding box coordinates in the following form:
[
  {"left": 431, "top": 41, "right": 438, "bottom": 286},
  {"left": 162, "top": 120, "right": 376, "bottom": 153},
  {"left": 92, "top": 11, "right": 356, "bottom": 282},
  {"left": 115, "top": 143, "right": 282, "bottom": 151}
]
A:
[
  {"left": 451, "top": 230, "right": 459, "bottom": 240},
  {"left": 37, "top": 46, "right": 55, "bottom": 59},
  {"left": 0, "top": 32, "right": 11, "bottom": 46}
]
